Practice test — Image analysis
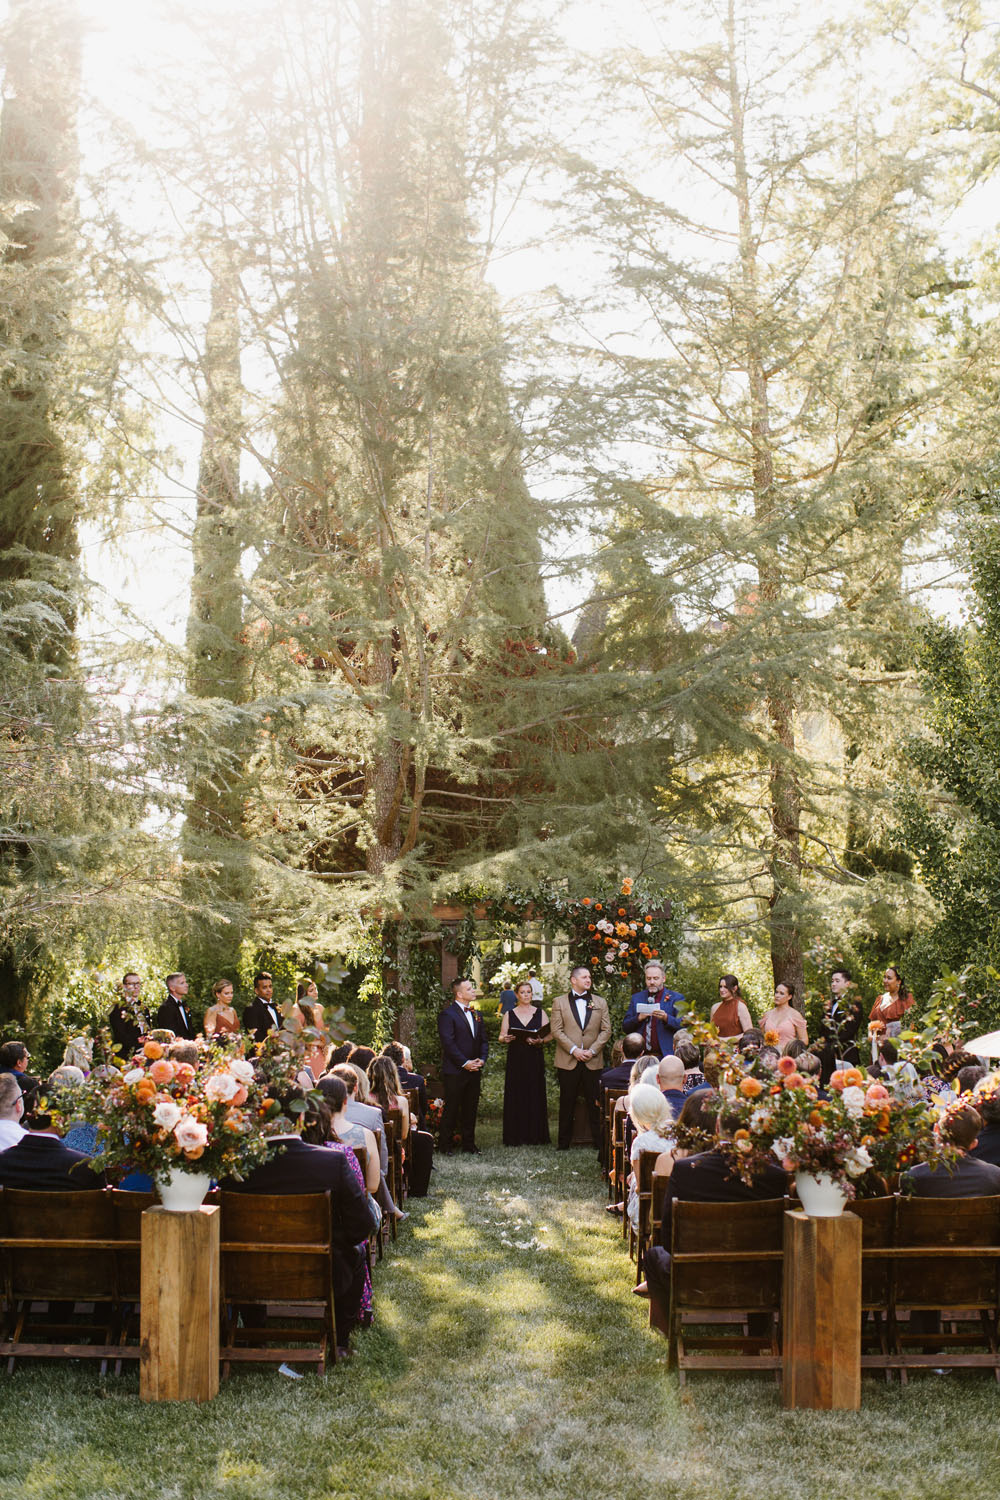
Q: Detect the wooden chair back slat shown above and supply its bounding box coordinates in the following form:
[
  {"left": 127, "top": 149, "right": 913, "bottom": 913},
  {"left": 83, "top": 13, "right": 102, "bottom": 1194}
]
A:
[
  {"left": 893, "top": 1196, "right": 1000, "bottom": 1308},
  {"left": 111, "top": 1189, "right": 156, "bottom": 1302},
  {"left": 851, "top": 1196, "right": 895, "bottom": 1309},
  {"left": 219, "top": 1191, "right": 333, "bottom": 1303},
  {"left": 671, "top": 1199, "right": 787, "bottom": 1311},
  {"left": 1, "top": 1188, "right": 116, "bottom": 1301}
]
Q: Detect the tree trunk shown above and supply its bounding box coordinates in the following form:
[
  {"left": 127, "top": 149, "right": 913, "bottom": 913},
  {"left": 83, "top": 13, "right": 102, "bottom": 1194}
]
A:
[{"left": 725, "top": 0, "right": 803, "bottom": 993}]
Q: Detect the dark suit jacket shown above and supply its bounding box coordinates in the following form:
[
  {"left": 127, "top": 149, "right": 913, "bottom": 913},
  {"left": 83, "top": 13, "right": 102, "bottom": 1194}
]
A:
[
  {"left": 153, "top": 996, "right": 196, "bottom": 1040},
  {"left": 0, "top": 1133, "right": 104, "bottom": 1190},
  {"left": 243, "top": 995, "right": 283, "bottom": 1044},
  {"left": 657, "top": 1149, "right": 788, "bottom": 1251},
  {"left": 662, "top": 1087, "right": 686, "bottom": 1118},
  {"left": 399, "top": 1067, "right": 428, "bottom": 1127},
  {"left": 622, "top": 988, "right": 686, "bottom": 1058},
  {"left": 599, "top": 1060, "right": 636, "bottom": 1093},
  {"left": 108, "top": 1005, "right": 149, "bottom": 1054},
  {"left": 970, "top": 1122, "right": 1000, "bottom": 1168},
  {"left": 438, "top": 1003, "right": 489, "bottom": 1076},
  {"left": 903, "top": 1153, "right": 1000, "bottom": 1198},
  {"left": 224, "top": 1137, "right": 379, "bottom": 1292}
]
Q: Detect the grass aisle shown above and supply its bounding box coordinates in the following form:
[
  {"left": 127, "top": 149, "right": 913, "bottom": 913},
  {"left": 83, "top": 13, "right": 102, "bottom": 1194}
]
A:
[{"left": 3, "top": 1131, "right": 1000, "bottom": 1499}]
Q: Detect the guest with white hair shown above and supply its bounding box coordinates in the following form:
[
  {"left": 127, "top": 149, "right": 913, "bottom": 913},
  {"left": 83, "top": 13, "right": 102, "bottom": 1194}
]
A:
[{"left": 626, "top": 1083, "right": 674, "bottom": 1231}]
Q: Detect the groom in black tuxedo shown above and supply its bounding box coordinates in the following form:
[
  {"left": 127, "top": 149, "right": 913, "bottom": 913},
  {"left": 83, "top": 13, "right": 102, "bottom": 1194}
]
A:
[{"left": 437, "top": 977, "right": 489, "bottom": 1154}]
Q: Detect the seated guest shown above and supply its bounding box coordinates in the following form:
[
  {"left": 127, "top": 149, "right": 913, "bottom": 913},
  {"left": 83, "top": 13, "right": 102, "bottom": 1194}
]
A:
[
  {"left": 599, "top": 1033, "right": 645, "bottom": 1094},
  {"left": 300, "top": 1093, "right": 376, "bottom": 1328},
  {"left": 675, "top": 1041, "right": 706, "bottom": 1093},
  {"left": 0, "top": 1040, "right": 39, "bottom": 1109},
  {"left": 971, "top": 1079, "right": 1000, "bottom": 1167},
  {"left": 348, "top": 1044, "right": 376, "bottom": 1074},
  {"left": 319, "top": 1078, "right": 382, "bottom": 1197},
  {"left": 62, "top": 1037, "right": 93, "bottom": 1073},
  {"left": 43, "top": 1066, "right": 97, "bottom": 1154},
  {"left": 758, "top": 1046, "right": 781, "bottom": 1072},
  {"left": 626, "top": 1084, "right": 674, "bottom": 1232},
  {"left": 739, "top": 1028, "right": 764, "bottom": 1057},
  {"left": 651, "top": 1088, "right": 719, "bottom": 1180},
  {"left": 327, "top": 1042, "right": 354, "bottom": 1069},
  {"left": 154, "top": 972, "right": 197, "bottom": 1040},
  {"left": 607, "top": 1039, "right": 625, "bottom": 1069},
  {"left": 385, "top": 1041, "right": 427, "bottom": 1128},
  {"left": 223, "top": 1085, "right": 379, "bottom": 1354},
  {"left": 636, "top": 1102, "right": 788, "bottom": 1334},
  {"left": 656, "top": 1055, "right": 687, "bottom": 1117},
  {"left": 0, "top": 1073, "right": 26, "bottom": 1150},
  {"left": 322, "top": 1065, "right": 398, "bottom": 1222},
  {"left": 368, "top": 1056, "right": 412, "bottom": 1140},
  {"left": 904, "top": 1103, "right": 1000, "bottom": 1197},
  {"left": 957, "top": 1063, "right": 988, "bottom": 1095},
  {"left": 167, "top": 1040, "right": 200, "bottom": 1066},
  {"left": 0, "top": 1099, "right": 104, "bottom": 1190}
]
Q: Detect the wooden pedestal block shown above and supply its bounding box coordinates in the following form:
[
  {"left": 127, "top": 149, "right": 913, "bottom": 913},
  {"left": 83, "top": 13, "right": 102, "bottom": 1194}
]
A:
[
  {"left": 140, "top": 1205, "right": 220, "bottom": 1403},
  {"left": 782, "top": 1209, "right": 861, "bottom": 1410}
]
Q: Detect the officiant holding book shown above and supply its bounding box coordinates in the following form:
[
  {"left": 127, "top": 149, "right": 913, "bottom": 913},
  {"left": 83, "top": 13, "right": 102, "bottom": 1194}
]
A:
[
  {"left": 499, "top": 979, "right": 551, "bottom": 1146},
  {"left": 621, "top": 961, "right": 686, "bottom": 1058}
]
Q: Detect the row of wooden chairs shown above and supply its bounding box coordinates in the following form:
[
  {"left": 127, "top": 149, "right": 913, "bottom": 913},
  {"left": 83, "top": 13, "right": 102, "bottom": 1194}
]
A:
[
  {"left": 657, "top": 1195, "right": 1000, "bottom": 1384},
  {"left": 0, "top": 1132, "right": 404, "bottom": 1377}
]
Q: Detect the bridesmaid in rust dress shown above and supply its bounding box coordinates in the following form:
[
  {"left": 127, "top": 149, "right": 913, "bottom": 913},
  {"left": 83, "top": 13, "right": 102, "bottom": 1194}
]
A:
[
  {"left": 202, "top": 979, "right": 240, "bottom": 1038},
  {"left": 710, "top": 975, "right": 752, "bottom": 1038}
]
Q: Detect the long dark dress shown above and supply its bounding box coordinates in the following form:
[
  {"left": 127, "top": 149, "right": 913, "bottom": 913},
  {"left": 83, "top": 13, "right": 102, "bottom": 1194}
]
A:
[{"left": 502, "top": 1006, "right": 551, "bottom": 1146}]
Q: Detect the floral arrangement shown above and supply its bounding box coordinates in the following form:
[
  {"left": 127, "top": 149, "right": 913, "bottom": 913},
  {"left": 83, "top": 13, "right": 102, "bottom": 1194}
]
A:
[
  {"left": 571, "top": 878, "right": 676, "bottom": 996},
  {"left": 715, "top": 1051, "right": 949, "bottom": 1197},
  {"left": 491, "top": 960, "right": 532, "bottom": 993},
  {"left": 47, "top": 1037, "right": 277, "bottom": 1183}
]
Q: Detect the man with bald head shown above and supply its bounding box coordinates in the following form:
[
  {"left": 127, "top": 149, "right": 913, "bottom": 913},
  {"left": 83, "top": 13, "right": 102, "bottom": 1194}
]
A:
[{"left": 622, "top": 962, "right": 686, "bottom": 1058}]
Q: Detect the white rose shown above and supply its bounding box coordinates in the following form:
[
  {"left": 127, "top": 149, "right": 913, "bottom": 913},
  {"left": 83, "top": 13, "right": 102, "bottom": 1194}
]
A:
[
  {"left": 173, "top": 1117, "right": 208, "bottom": 1151},
  {"left": 227, "top": 1059, "right": 254, "bottom": 1083},
  {"left": 845, "top": 1145, "right": 873, "bottom": 1178},
  {"left": 643, "top": 924, "right": 651, "bottom": 933},
  {"left": 153, "top": 1100, "right": 183, "bottom": 1131},
  {"left": 204, "top": 1072, "right": 239, "bottom": 1102},
  {"left": 123, "top": 1068, "right": 144, "bottom": 1085},
  {"left": 604, "top": 964, "right": 615, "bottom": 973},
  {"left": 842, "top": 1086, "right": 866, "bottom": 1119}
]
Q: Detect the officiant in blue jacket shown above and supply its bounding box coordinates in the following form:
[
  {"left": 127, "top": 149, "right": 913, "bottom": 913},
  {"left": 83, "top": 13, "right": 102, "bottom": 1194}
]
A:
[{"left": 621, "top": 961, "right": 686, "bottom": 1058}]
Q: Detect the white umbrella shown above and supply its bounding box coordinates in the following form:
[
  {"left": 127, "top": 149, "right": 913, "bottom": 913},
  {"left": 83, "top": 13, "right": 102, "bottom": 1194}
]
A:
[{"left": 963, "top": 1029, "right": 1000, "bottom": 1058}]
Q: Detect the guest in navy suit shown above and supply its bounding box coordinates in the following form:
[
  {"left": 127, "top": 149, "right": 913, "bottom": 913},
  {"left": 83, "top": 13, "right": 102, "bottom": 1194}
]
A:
[
  {"left": 0, "top": 1102, "right": 104, "bottom": 1190},
  {"left": 437, "top": 977, "right": 489, "bottom": 1154},
  {"left": 621, "top": 961, "right": 686, "bottom": 1058}
]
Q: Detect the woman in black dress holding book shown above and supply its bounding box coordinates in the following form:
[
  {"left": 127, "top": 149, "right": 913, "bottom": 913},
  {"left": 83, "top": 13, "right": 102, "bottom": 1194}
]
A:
[{"left": 499, "top": 979, "right": 551, "bottom": 1146}]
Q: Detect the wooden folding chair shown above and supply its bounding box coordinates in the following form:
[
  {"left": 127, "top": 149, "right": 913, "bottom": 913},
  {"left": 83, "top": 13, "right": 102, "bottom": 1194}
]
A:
[
  {"left": 668, "top": 1198, "right": 788, "bottom": 1384},
  {"left": 219, "top": 1190, "right": 337, "bottom": 1375},
  {"left": 889, "top": 1195, "right": 1000, "bottom": 1380},
  {"left": 851, "top": 1196, "right": 895, "bottom": 1379},
  {"left": 633, "top": 1150, "right": 659, "bottom": 1283},
  {"left": 0, "top": 1188, "right": 131, "bottom": 1371}
]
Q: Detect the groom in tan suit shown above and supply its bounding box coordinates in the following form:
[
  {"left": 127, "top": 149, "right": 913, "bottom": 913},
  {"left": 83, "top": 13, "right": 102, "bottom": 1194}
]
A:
[{"left": 551, "top": 965, "right": 612, "bottom": 1150}]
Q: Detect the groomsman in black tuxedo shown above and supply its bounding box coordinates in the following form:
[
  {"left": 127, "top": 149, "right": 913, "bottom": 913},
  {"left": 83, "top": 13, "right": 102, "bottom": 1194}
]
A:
[
  {"left": 437, "top": 977, "right": 489, "bottom": 1154},
  {"left": 153, "top": 973, "right": 196, "bottom": 1040},
  {"left": 243, "top": 971, "right": 283, "bottom": 1043},
  {"left": 108, "top": 971, "right": 150, "bottom": 1054}
]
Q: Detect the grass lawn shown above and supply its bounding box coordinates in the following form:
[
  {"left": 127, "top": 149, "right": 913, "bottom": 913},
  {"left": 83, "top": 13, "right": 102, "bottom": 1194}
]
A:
[{"left": 4, "top": 1108, "right": 1000, "bottom": 1499}]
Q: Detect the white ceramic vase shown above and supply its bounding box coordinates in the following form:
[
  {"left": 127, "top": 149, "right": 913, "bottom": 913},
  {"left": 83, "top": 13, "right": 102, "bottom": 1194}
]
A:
[
  {"left": 156, "top": 1167, "right": 213, "bottom": 1212},
  {"left": 794, "top": 1170, "right": 847, "bottom": 1217}
]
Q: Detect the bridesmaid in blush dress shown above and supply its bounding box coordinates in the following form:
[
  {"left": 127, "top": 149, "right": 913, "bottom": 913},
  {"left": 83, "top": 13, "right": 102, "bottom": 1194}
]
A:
[{"left": 500, "top": 980, "right": 551, "bottom": 1146}]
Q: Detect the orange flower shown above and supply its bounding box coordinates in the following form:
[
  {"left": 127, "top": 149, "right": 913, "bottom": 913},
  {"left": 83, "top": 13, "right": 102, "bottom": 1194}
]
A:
[
  {"left": 149, "top": 1058, "right": 175, "bottom": 1086},
  {"left": 782, "top": 1072, "right": 806, "bottom": 1089},
  {"left": 588, "top": 923, "right": 596, "bottom": 931},
  {"left": 622, "top": 878, "right": 634, "bottom": 895},
  {"left": 844, "top": 1067, "right": 865, "bottom": 1088},
  {"left": 595, "top": 903, "right": 603, "bottom": 911},
  {"left": 135, "top": 1078, "right": 157, "bottom": 1104},
  {"left": 174, "top": 1063, "right": 196, "bottom": 1086},
  {"left": 776, "top": 1056, "right": 796, "bottom": 1076},
  {"left": 809, "top": 1109, "right": 824, "bottom": 1127},
  {"left": 143, "top": 1040, "right": 164, "bottom": 1060},
  {"left": 618, "top": 907, "right": 626, "bottom": 916},
  {"left": 615, "top": 922, "right": 630, "bottom": 936},
  {"left": 740, "top": 1076, "right": 764, "bottom": 1098},
  {"left": 764, "top": 1029, "right": 780, "bottom": 1047},
  {"left": 650, "top": 948, "right": 659, "bottom": 957},
  {"left": 183, "top": 1145, "right": 205, "bottom": 1161},
  {"left": 582, "top": 897, "right": 592, "bottom": 906}
]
